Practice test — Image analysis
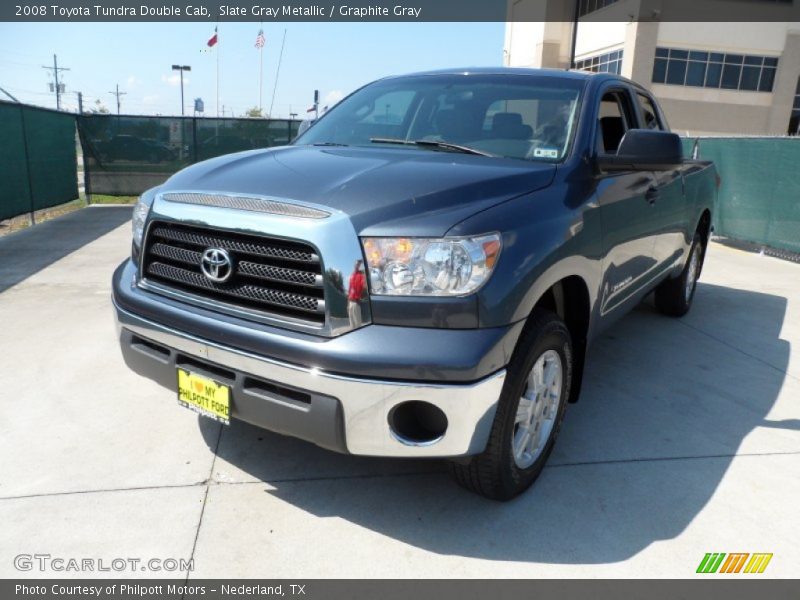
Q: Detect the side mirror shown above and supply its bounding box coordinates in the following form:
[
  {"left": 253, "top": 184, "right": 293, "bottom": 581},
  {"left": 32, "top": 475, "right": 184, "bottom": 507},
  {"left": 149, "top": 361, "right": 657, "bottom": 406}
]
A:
[{"left": 597, "top": 129, "right": 683, "bottom": 172}]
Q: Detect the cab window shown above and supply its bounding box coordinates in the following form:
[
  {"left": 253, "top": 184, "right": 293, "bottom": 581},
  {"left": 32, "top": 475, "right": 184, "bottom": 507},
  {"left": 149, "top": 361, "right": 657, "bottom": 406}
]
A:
[
  {"left": 597, "top": 91, "right": 635, "bottom": 154},
  {"left": 636, "top": 92, "right": 663, "bottom": 130}
]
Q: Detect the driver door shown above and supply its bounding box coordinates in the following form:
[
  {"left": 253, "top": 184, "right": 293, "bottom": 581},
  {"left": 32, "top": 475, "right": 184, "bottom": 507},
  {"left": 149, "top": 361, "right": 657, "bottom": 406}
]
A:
[{"left": 595, "top": 88, "right": 662, "bottom": 320}]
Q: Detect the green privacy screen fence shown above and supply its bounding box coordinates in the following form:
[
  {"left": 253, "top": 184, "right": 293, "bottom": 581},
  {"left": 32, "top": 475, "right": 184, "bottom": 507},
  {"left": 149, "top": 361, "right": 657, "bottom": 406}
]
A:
[
  {"left": 685, "top": 137, "right": 800, "bottom": 253},
  {"left": 0, "top": 101, "right": 78, "bottom": 221},
  {"left": 78, "top": 114, "right": 301, "bottom": 196}
]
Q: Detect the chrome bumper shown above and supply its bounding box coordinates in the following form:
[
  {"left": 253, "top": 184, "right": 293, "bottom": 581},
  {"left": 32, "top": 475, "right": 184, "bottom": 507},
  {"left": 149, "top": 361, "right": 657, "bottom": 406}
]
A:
[{"left": 114, "top": 302, "right": 505, "bottom": 457}]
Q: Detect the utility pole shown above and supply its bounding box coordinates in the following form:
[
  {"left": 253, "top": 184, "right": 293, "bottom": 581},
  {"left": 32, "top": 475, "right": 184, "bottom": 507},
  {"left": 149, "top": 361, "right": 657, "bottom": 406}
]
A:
[
  {"left": 109, "top": 84, "right": 126, "bottom": 115},
  {"left": 76, "top": 92, "right": 83, "bottom": 114},
  {"left": 42, "top": 54, "right": 69, "bottom": 110}
]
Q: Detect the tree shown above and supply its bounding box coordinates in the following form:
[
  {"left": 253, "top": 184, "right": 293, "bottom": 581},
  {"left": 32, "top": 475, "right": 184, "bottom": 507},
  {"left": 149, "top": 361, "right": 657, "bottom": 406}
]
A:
[
  {"left": 91, "top": 99, "right": 110, "bottom": 114},
  {"left": 245, "top": 106, "right": 265, "bottom": 118}
]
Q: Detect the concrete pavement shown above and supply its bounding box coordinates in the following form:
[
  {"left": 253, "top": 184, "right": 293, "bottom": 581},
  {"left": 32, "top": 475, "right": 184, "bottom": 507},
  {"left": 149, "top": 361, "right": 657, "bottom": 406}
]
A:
[{"left": 0, "top": 206, "right": 798, "bottom": 578}]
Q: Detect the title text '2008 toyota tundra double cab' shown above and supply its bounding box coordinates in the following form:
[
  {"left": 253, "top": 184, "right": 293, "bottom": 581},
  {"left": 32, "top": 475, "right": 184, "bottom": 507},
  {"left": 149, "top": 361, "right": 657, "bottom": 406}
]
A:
[{"left": 113, "top": 68, "right": 717, "bottom": 500}]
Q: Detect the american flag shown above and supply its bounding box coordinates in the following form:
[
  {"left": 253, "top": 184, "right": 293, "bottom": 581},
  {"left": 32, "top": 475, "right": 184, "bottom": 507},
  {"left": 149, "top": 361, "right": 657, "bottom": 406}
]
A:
[{"left": 255, "top": 29, "right": 266, "bottom": 49}]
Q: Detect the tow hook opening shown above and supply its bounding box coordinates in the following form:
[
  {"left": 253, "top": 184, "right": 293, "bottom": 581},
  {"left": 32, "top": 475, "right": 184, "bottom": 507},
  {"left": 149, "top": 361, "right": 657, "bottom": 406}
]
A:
[{"left": 388, "top": 401, "right": 448, "bottom": 446}]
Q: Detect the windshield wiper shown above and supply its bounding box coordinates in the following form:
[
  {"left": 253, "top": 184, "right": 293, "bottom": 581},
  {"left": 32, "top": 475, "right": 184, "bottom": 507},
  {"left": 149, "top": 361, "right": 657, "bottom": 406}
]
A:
[
  {"left": 312, "top": 142, "right": 349, "bottom": 147},
  {"left": 370, "top": 137, "right": 494, "bottom": 157}
]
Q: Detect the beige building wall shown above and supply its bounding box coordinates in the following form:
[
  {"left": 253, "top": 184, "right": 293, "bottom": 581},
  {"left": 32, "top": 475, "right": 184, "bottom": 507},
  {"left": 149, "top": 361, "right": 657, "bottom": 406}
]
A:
[{"left": 503, "top": 6, "right": 800, "bottom": 136}]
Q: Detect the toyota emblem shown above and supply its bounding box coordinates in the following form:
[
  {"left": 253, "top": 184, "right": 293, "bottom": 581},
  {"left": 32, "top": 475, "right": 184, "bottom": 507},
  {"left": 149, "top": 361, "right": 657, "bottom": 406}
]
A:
[{"left": 200, "top": 247, "right": 234, "bottom": 283}]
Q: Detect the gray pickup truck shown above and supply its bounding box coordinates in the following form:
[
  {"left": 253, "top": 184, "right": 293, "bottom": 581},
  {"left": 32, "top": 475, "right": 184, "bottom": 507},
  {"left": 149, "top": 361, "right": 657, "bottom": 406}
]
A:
[{"left": 113, "top": 68, "right": 716, "bottom": 500}]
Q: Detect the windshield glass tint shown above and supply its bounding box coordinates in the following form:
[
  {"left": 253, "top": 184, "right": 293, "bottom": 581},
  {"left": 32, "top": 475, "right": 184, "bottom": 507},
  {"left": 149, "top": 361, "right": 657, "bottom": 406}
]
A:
[{"left": 295, "top": 74, "right": 584, "bottom": 162}]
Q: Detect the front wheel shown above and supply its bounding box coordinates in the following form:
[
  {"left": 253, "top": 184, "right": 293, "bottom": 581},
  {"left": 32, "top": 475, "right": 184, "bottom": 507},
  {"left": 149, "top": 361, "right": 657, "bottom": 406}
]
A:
[
  {"left": 655, "top": 233, "right": 705, "bottom": 317},
  {"left": 450, "top": 311, "right": 572, "bottom": 501}
]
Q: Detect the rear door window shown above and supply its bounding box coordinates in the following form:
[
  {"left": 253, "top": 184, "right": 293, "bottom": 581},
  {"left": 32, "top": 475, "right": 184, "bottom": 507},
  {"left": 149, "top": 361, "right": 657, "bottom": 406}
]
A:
[
  {"left": 636, "top": 92, "right": 664, "bottom": 130},
  {"left": 597, "top": 91, "right": 635, "bottom": 154}
]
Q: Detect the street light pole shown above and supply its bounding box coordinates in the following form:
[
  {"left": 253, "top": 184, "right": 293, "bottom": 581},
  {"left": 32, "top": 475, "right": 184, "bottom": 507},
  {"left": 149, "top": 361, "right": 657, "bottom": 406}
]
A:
[{"left": 171, "top": 65, "right": 191, "bottom": 116}]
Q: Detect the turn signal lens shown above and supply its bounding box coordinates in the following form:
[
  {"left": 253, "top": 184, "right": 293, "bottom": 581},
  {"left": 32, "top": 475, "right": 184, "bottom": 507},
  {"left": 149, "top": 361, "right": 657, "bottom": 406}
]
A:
[{"left": 482, "top": 239, "right": 501, "bottom": 269}]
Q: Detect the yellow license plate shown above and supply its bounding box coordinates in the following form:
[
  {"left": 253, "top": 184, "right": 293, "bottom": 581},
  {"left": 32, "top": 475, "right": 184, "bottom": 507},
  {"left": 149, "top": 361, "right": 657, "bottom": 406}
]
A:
[{"left": 177, "top": 369, "right": 231, "bottom": 425}]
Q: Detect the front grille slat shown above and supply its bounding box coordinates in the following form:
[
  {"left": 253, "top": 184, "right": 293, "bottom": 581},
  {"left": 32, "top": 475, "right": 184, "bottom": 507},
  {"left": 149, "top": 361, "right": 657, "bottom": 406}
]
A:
[
  {"left": 237, "top": 261, "right": 322, "bottom": 288},
  {"left": 150, "top": 243, "right": 201, "bottom": 266},
  {"left": 142, "top": 222, "right": 325, "bottom": 325},
  {"left": 147, "top": 262, "right": 324, "bottom": 314},
  {"left": 150, "top": 226, "right": 319, "bottom": 264},
  {"left": 149, "top": 243, "right": 321, "bottom": 288}
]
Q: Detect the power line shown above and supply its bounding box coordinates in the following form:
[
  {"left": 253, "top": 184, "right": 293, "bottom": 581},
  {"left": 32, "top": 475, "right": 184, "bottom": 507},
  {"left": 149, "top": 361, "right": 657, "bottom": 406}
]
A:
[
  {"left": 0, "top": 86, "right": 20, "bottom": 102},
  {"left": 42, "top": 54, "right": 69, "bottom": 110}
]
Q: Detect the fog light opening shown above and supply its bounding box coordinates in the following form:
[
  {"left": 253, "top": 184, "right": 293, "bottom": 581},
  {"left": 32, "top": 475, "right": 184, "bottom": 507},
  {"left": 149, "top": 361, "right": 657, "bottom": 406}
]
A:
[{"left": 388, "top": 401, "right": 448, "bottom": 446}]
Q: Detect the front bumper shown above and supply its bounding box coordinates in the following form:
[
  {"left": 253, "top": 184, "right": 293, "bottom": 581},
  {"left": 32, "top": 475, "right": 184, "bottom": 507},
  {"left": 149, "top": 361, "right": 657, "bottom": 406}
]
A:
[{"left": 113, "top": 260, "right": 515, "bottom": 457}]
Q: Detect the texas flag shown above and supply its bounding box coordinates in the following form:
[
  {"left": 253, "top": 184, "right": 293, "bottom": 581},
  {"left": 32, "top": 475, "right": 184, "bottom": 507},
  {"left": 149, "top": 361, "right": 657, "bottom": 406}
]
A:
[{"left": 207, "top": 26, "right": 218, "bottom": 47}]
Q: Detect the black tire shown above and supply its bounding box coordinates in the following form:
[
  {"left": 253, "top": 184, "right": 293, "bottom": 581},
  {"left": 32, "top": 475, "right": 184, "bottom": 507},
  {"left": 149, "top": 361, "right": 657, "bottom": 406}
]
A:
[
  {"left": 450, "top": 310, "right": 572, "bottom": 501},
  {"left": 654, "top": 233, "right": 705, "bottom": 317}
]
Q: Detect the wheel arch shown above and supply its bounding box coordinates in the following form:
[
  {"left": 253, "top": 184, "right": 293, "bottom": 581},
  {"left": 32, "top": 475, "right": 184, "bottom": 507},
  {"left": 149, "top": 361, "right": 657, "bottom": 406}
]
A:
[
  {"left": 696, "top": 208, "right": 712, "bottom": 245},
  {"left": 519, "top": 273, "right": 592, "bottom": 404}
]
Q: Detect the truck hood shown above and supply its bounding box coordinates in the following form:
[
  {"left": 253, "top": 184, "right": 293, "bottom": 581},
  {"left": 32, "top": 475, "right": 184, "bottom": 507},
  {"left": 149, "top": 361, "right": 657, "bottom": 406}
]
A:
[{"left": 161, "top": 145, "right": 556, "bottom": 236}]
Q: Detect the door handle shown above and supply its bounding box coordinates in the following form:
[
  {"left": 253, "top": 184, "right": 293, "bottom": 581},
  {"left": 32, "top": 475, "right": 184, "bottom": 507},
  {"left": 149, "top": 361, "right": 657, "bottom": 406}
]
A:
[{"left": 645, "top": 186, "right": 659, "bottom": 205}]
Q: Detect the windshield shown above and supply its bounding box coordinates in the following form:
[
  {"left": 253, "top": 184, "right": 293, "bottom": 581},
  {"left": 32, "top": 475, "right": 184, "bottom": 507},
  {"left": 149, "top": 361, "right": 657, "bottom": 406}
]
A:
[{"left": 294, "top": 74, "right": 584, "bottom": 162}]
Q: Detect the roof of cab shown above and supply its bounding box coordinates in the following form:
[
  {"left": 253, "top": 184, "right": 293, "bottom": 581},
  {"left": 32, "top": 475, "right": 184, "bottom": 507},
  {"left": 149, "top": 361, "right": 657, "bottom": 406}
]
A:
[{"left": 386, "top": 66, "right": 629, "bottom": 84}]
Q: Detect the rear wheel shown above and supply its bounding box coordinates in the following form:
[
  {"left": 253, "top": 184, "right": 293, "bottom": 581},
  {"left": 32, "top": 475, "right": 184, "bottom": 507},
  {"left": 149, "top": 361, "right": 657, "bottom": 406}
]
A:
[
  {"left": 655, "top": 232, "right": 705, "bottom": 317},
  {"left": 450, "top": 311, "right": 572, "bottom": 501}
]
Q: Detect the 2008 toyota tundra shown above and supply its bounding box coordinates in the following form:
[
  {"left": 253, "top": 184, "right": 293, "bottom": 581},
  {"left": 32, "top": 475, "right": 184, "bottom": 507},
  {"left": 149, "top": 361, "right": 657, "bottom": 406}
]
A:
[{"left": 113, "top": 68, "right": 716, "bottom": 500}]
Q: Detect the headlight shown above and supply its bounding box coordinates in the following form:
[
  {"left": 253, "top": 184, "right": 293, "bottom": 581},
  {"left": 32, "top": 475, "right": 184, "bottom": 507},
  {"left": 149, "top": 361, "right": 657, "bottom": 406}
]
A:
[
  {"left": 362, "top": 234, "right": 502, "bottom": 296},
  {"left": 132, "top": 189, "right": 157, "bottom": 249}
]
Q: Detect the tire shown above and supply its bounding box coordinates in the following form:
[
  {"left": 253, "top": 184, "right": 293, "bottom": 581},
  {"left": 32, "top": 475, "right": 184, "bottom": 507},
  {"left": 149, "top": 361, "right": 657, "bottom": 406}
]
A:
[
  {"left": 450, "top": 310, "right": 572, "bottom": 501},
  {"left": 654, "top": 232, "right": 705, "bottom": 317}
]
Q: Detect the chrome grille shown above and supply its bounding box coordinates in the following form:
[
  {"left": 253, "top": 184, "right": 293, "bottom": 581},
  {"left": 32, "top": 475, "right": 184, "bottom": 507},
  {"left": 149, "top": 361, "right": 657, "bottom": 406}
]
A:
[{"left": 142, "top": 222, "right": 325, "bottom": 323}]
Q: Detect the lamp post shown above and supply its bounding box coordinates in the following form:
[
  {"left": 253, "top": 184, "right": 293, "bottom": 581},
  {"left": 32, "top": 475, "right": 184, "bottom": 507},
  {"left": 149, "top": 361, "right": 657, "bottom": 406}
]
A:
[{"left": 171, "top": 65, "right": 191, "bottom": 116}]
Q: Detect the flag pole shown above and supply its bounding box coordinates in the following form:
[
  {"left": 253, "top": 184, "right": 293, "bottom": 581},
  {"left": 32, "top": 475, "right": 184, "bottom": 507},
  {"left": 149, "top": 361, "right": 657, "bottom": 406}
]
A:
[
  {"left": 269, "top": 28, "right": 287, "bottom": 118},
  {"left": 215, "top": 25, "right": 220, "bottom": 117},
  {"left": 258, "top": 23, "right": 264, "bottom": 112}
]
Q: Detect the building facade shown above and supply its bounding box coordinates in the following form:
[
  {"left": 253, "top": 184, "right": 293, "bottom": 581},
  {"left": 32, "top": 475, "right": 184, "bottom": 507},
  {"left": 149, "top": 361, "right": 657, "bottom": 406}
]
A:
[{"left": 504, "top": 0, "right": 800, "bottom": 135}]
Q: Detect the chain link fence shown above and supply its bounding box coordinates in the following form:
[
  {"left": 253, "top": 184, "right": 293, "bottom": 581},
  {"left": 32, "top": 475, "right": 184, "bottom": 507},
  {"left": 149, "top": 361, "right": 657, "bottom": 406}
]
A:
[{"left": 78, "top": 114, "right": 301, "bottom": 196}]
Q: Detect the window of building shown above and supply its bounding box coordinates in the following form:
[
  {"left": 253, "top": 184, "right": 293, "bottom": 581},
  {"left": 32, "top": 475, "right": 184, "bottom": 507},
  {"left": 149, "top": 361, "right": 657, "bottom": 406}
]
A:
[
  {"left": 789, "top": 76, "right": 800, "bottom": 136},
  {"left": 575, "top": 50, "right": 623, "bottom": 75},
  {"left": 578, "top": 0, "right": 620, "bottom": 17},
  {"left": 652, "top": 47, "right": 778, "bottom": 92}
]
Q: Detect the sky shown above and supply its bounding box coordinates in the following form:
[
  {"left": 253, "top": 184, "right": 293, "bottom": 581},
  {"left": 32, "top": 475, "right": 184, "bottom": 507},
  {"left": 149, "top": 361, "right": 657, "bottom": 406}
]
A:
[{"left": 0, "top": 22, "right": 505, "bottom": 118}]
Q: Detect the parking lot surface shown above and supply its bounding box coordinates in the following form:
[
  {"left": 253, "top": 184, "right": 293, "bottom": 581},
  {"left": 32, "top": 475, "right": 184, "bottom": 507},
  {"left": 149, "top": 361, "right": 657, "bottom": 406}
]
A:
[{"left": 1, "top": 206, "right": 798, "bottom": 578}]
